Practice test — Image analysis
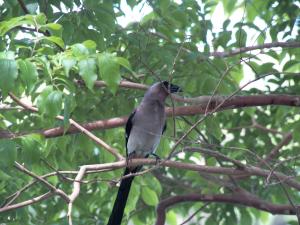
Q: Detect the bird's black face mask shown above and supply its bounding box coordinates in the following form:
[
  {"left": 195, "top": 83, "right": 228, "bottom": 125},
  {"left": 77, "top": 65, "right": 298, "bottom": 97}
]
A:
[{"left": 162, "top": 81, "right": 182, "bottom": 93}]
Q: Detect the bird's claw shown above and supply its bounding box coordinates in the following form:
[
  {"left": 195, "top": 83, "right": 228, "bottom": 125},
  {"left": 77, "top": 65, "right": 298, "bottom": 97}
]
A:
[{"left": 150, "top": 153, "right": 161, "bottom": 165}]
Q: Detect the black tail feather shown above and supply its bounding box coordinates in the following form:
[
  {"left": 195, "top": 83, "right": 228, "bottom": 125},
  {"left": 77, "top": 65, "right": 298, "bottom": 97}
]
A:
[{"left": 107, "top": 167, "right": 139, "bottom": 225}]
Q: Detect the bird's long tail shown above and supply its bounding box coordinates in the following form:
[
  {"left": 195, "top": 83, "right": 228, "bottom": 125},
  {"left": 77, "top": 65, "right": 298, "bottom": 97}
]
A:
[{"left": 107, "top": 167, "right": 139, "bottom": 225}]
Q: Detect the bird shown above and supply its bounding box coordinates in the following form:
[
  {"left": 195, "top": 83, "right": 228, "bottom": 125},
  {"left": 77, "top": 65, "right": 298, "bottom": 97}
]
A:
[{"left": 107, "top": 81, "right": 181, "bottom": 225}]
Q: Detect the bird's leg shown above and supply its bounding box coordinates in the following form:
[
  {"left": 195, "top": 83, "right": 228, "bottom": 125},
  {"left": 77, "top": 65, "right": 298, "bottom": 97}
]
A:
[
  {"left": 126, "top": 156, "right": 129, "bottom": 167},
  {"left": 126, "top": 151, "right": 136, "bottom": 170},
  {"left": 149, "top": 152, "right": 161, "bottom": 165}
]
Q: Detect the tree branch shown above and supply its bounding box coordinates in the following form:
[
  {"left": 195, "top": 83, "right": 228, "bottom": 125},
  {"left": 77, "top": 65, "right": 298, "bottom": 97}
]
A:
[
  {"left": 1, "top": 169, "right": 110, "bottom": 208},
  {"left": 76, "top": 79, "right": 148, "bottom": 90},
  {"left": 2, "top": 94, "right": 300, "bottom": 139},
  {"left": 66, "top": 159, "right": 300, "bottom": 191},
  {"left": 17, "top": 0, "right": 30, "bottom": 14},
  {"left": 155, "top": 192, "right": 296, "bottom": 225},
  {"left": 210, "top": 41, "right": 300, "bottom": 58},
  {"left": 2, "top": 158, "right": 300, "bottom": 213},
  {"left": 149, "top": 31, "right": 300, "bottom": 58},
  {"left": 181, "top": 147, "right": 245, "bottom": 169},
  {"left": 0, "top": 192, "right": 53, "bottom": 213},
  {"left": 261, "top": 133, "right": 293, "bottom": 166},
  {"left": 14, "top": 162, "right": 70, "bottom": 203}
]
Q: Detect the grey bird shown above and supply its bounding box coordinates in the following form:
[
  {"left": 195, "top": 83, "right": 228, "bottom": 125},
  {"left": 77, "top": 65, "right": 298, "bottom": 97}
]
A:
[{"left": 107, "top": 81, "right": 181, "bottom": 225}]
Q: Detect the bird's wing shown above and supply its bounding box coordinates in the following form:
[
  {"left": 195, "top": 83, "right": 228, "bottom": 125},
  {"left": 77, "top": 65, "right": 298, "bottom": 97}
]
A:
[
  {"left": 162, "top": 122, "right": 167, "bottom": 134},
  {"left": 125, "top": 110, "right": 136, "bottom": 156}
]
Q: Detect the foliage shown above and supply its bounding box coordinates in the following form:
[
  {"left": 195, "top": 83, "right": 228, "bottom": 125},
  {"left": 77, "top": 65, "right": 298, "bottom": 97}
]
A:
[{"left": 0, "top": 0, "right": 299, "bottom": 225}]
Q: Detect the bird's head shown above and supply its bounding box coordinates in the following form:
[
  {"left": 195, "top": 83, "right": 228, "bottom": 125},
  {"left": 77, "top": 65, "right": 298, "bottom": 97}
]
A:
[
  {"left": 143, "top": 81, "right": 182, "bottom": 103},
  {"left": 161, "top": 81, "right": 182, "bottom": 93}
]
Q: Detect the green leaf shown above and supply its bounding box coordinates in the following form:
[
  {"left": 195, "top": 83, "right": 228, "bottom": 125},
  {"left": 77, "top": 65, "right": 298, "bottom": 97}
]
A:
[
  {"left": 0, "top": 51, "right": 15, "bottom": 59},
  {"left": 235, "top": 28, "right": 247, "bottom": 47},
  {"left": 222, "top": 0, "right": 237, "bottom": 14},
  {"left": 205, "top": 117, "right": 222, "bottom": 140},
  {"left": 0, "top": 13, "right": 46, "bottom": 35},
  {"left": 214, "top": 31, "right": 232, "bottom": 48},
  {"left": 258, "top": 62, "right": 275, "bottom": 74},
  {"left": 230, "top": 66, "right": 244, "bottom": 84},
  {"left": 159, "top": 0, "right": 171, "bottom": 14},
  {"left": 0, "top": 140, "right": 17, "bottom": 167},
  {"left": 37, "top": 86, "right": 53, "bottom": 113},
  {"left": 223, "top": 19, "right": 231, "bottom": 30},
  {"left": 97, "top": 53, "right": 121, "bottom": 94},
  {"left": 240, "top": 209, "right": 252, "bottom": 225},
  {"left": 41, "top": 23, "right": 62, "bottom": 36},
  {"left": 37, "top": 87, "right": 63, "bottom": 117},
  {"left": 63, "top": 94, "right": 76, "bottom": 131},
  {"left": 144, "top": 174, "right": 162, "bottom": 196},
  {"left": 78, "top": 58, "right": 97, "bottom": 91},
  {"left": 36, "top": 13, "right": 47, "bottom": 25},
  {"left": 292, "top": 122, "right": 300, "bottom": 142},
  {"left": 46, "top": 90, "right": 63, "bottom": 117},
  {"left": 288, "top": 220, "right": 299, "bottom": 225},
  {"left": 126, "top": 0, "right": 137, "bottom": 8},
  {"left": 0, "top": 15, "right": 35, "bottom": 36},
  {"left": 42, "top": 23, "right": 62, "bottom": 31},
  {"left": 283, "top": 60, "right": 300, "bottom": 72},
  {"left": 166, "top": 210, "right": 177, "bottom": 225},
  {"left": 71, "top": 43, "right": 89, "bottom": 57},
  {"left": 259, "top": 211, "right": 269, "bottom": 223},
  {"left": 141, "top": 12, "right": 157, "bottom": 25},
  {"left": 200, "top": 76, "right": 217, "bottom": 94},
  {"left": 141, "top": 186, "right": 159, "bottom": 206},
  {"left": 62, "top": 58, "right": 76, "bottom": 76},
  {"left": 42, "top": 36, "right": 65, "bottom": 49},
  {"left": 18, "top": 59, "right": 38, "bottom": 94},
  {"left": 82, "top": 40, "right": 97, "bottom": 52},
  {"left": 125, "top": 183, "right": 140, "bottom": 214},
  {"left": 0, "top": 58, "right": 18, "bottom": 95},
  {"left": 131, "top": 216, "right": 144, "bottom": 225},
  {"left": 21, "top": 134, "right": 44, "bottom": 164},
  {"left": 115, "top": 57, "right": 132, "bottom": 72},
  {"left": 156, "top": 137, "right": 170, "bottom": 157},
  {"left": 205, "top": 214, "right": 217, "bottom": 224}
]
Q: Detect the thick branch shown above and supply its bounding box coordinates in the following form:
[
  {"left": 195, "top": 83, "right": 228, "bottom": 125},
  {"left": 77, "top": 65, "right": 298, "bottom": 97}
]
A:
[
  {"left": 3, "top": 94, "right": 299, "bottom": 139},
  {"left": 3, "top": 159, "right": 300, "bottom": 213},
  {"left": 155, "top": 193, "right": 296, "bottom": 225},
  {"left": 68, "top": 159, "right": 300, "bottom": 191}
]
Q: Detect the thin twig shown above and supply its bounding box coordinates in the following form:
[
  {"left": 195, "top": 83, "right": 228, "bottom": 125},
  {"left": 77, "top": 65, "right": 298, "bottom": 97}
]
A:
[
  {"left": 180, "top": 203, "right": 211, "bottom": 225},
  {"left": 0, "top": 192, "right": 54, "bottom": 213},
  {"left": 14, "top": 162, "right": 70, "bottom": 203},
  {"left": 17, "top": 0, "right": 30, "bottom": 14}
]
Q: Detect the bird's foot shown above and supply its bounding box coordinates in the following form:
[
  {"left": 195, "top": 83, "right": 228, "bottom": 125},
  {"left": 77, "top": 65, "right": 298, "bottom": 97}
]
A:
[{"left": 149, "top": 153, "right": 161, "bottom": 165}]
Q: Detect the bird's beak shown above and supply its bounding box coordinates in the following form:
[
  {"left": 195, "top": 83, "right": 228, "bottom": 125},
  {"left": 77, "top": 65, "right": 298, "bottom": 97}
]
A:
[{"left": 169, "top": 84, "right": 182, "bottom": 93}]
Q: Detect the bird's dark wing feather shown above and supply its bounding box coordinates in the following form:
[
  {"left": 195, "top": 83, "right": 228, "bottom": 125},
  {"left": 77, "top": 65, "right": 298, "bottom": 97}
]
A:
[
  {"left": 162, "top": 122, "right": 167, "bottom": 134},
  {"left": 125, "top": 110, "right": 136, "bottom": 156}
]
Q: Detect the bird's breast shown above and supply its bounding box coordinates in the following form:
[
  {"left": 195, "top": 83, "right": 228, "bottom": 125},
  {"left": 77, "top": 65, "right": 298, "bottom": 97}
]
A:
[{"left": 127, "top": 104, "right": 166, "bottom": 156}]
